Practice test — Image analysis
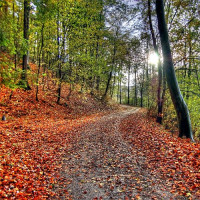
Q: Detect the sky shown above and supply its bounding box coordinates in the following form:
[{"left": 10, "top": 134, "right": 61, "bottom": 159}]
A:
[{"left": 123, "top": 0, "right": 138, "bottom": 6}]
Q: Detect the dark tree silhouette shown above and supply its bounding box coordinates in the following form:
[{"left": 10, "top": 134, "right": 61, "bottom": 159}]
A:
[
  {"left": 155, "top": 0, "right": 194, "bottom": 141},
  {"left": 20, "top": 0, "right": 31, "bottom": 90}
]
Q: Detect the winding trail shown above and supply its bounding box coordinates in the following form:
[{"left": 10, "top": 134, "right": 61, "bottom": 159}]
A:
[{"left": 55, "top": 106, "right": 178, "bottom": 200}]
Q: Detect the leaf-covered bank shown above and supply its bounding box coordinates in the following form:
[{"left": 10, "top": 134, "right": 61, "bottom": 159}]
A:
[{"left": 120, "top": 109, "right": 200, "bottom": 199}]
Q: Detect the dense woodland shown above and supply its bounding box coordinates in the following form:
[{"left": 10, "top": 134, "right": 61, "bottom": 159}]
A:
[
  {"left": 0, "top": 0, "right": 200, "bottom": 137},
  {"left": 0, "top": 0, "right": 200, "bottom": 199}
]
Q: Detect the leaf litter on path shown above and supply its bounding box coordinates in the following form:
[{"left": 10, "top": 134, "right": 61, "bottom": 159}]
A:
[
  {"left": 120, "top": 109, "right": 200, "bottom": 200},
  {"left": 54, "top": 107, "right": 192, "bottom": 200},
  {"left": 1, "top": 86, "right": 199, "bottom": 200}
]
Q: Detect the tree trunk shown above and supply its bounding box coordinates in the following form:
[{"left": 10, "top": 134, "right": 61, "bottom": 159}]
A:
[
  {"left": 186, "top": 36, "right": 192, "bottom": 100},
  {"left": 102, "top": 38, "right": 116, "bottom": 100},
  {"left": 148, "top": 0, "right": 163, "bottom": 124},
  {"left": 183, "top": 40, "right": 187, "bottom": 97},
  {"left": 110, "top": 71, "right": 116, "bottom": 98},
  {"left": 103, "top": 70, "right": 112, "bottom": 100},
  {"left": 120, "top": 77, "right": 122, "bottom": 104},
  {"left": 57, "top": 6, "right": 62, "bottom": 104},
  {"left": 96, "top": 36, "right": 100, "bottom": 91},
  {"left": 156, "top": 0, "right": 194, "bottom": 140},
  {"left": 117, "top": 76, "right": 120, "bottom": 103},
  {"left": 146, "top": 39, "right": 150, "bottom": 108},
  {"left": 140, "top": 87, "right": 143, "bottom": 107},
  {"left": 140, "top": 70, "right": 145, "bottom": 107},
  {"left": 134, "top": 69, "right": 137, "bottom": 106},
  {"left": 36, "top": 23, "right": 44, "bottom": 101},
  {"left": 127, "top": 65, "right": 130, "bottom": 105},
  {"left": 13, "top": 2, "right": 17, "bottom": 70},
  {"left": 21, "top": 0, "right": 31, "bottom": 90}
]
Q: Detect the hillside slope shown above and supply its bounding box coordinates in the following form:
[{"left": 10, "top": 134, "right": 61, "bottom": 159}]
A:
[{"left": 0, "top": 84, "right": 115, "bottom": 199}]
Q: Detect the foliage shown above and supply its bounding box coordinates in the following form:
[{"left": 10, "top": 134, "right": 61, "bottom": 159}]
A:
[
  {"left": 0, "top": 54, "right": 20, "bottom": 90},
  {"left": 120, "top": 110, "right": 200, "bottom": 199},
  {"left": 0, "top": 0, "right": 200, "bottom": 198}
]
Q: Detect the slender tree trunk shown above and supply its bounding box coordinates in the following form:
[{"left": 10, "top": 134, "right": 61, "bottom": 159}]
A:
[
  {"left": 57, "top": 6, "right": 62, "bottom": 104},
  {"left": 127, "top": 65, "right": 130, "bottom": 105},
  {"left": 21, "top": 0, "right": 31, "bottom": 90},
  {"left": 102, "top": 38, "right": 116, "bottom": 100},
  {"left": 110, "top": 72, "right": 116, "bottom": 98},
  {"left": 186, "top": 37, "right": 192, "bottom": 100},
  {"left": 13, "top": 2, "right": 17, "bottom": 70},
  {"left": 156, "top": 0, "right": 194, "bottom": 140},
  {"left": 134, "top": 69, "right": 137, "bottom": 106},
  {"left": 96, "top": 36, "right": 100, "bottom": 91},
  {"left": 120, "top": 77, "right": 122, "bottom": 104},
  {"left": 140, "top": 70, "right": 145, "bottom": 107},
  {"left": 103, "top": 70, "right": 112, "bottom": 99},
  {"left": 42, "top": 62, "right": 46, "bottom": 91},
  {"left": 146, "top": 40, "right": 150, "bottom": 108},
  {"left": 140, "top": 87, "right": 143, "bottom": 107},
  {"left": 148, "top": 0, "right": 163, "bottom": 123},
  {"left": 36, "top": 23, "right": 44, "bottom": 101},
  {"left": 183, "top": 40, "right": 187, "bottom": 97},
  {"left": 66, "top": 84, "right": 72, "bottom": 101},
  {"left": 117, "top": 76, "right": 120, "bottom": 103}
]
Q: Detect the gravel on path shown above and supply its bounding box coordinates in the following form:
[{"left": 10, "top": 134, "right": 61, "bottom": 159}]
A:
[{"left": 54, "top": 106, "right": 180, "bottom": 200}]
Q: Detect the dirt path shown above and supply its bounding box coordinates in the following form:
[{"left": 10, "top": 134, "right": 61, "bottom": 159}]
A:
[{"left": 55, "top": 106, "right": 177, "bottom": 200}]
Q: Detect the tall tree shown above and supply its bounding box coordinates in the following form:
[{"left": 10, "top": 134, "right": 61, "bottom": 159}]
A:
[
  {"left": 155, "top": 0, "right": 194, "bottom": 140},
  {"left": 21, "top": 0, "right": 31, "bottom": 90},
  {"left": 148, "top": 0, "right": 164, "bottom": 124},
  {"left": 102, "top": 29, "right": 118, "bottom": 100}
]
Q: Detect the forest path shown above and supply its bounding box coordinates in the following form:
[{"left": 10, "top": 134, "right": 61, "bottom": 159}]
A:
[{"left": 55, "top": 106, "right": 177, "bottom": 200}]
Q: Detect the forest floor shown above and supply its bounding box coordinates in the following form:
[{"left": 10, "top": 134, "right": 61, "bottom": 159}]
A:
[
  {"left": 0, "top": 86, "right": 199, "bottom": 199},
  {"left": 53, "top": 106, "right": 175, "bottom": 200},
  {"left": 52, "top": 106, "right": 199, "bottom": 200}
]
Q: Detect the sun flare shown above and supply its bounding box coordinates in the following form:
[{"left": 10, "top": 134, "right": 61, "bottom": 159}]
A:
[{"left": 149, "top": 52, "right": 159, "bottom": 65}]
